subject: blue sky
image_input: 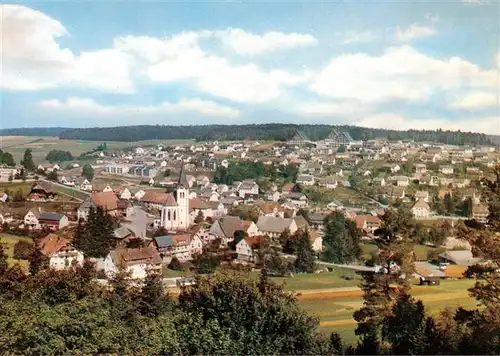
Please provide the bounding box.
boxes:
[1,0,499,133]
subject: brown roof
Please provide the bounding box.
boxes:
[258,202,283,214]
[245,235,264,249]
[172,234,191,246]
[190,198,212,210]
[242,220,254,231]
[140,190,176,206]
[282,183,294,192]
[38,234,72,257]
[91,191,119,211]
[117,199,132,209]
[118,247,162,266]
[445,265,467,278]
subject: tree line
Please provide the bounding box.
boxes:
[0,124,486,146]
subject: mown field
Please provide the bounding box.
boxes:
[0,136,195,164]
[0,233,32,270]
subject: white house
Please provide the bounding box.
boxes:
[151,234,203,261]
[79,179,93,191]
[411,199,431,218]
[118,187,132,200]
[296,174,315,186]
[104,247,162,279]
[24,209,41,229]
[440,166,454,175]
[238,180,259,197]
[415,190,430,203]
[39,234,84,270]
[236,236,262,264]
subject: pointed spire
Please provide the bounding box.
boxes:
[178,160,188,188]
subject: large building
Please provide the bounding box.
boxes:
[322,128,354,148]
[287,129,310,146]
[160,162,191,231]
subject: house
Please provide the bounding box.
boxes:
[330,167,344,176]
[309,230,323,253]
[118,187,132,200]
[104,164,130,175]
[472,204,489,222]
[151,234,203,261]
[411,199,431,218]
[353,215,382,234]
[238,180,259,197]
[117,199,134,217]
[79,179,93,191]
[104,247,162,279]
[24,209,41,229]
[0,167,19,181]
[257,202,285,218]
[0,191,8,202]
[390,164,401,173]
[281,192,309,207]
[372,177,386,187]
[242,220,260,236]
[38,212,69,231]
[415,190,430,203]
[296,174,315,186]
[113,226,136,240]
[209,216,244,245]
[77,192,120,221]
[27,182,56,201]
[281,183,295,194]
[256,216,298,238]
[318,177,338,189]
[394,176,409,187]
[92,183,114,193]
[293,215,310,232]
[438,250,479,266]
[190,198,215,220]
[415,164,427,174]
[39,234,84,270]
[236,235,263,264]
[382,186,406,200]
[266,190,281,202]
[140,190,174,210]
[440,166,454,175]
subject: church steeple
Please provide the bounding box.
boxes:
[177,160,189,188]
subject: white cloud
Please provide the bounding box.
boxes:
[310,45,498,103]
[215,28,318,55]
[449,91,499,110]
[462,0,487,5]
[295,101,368,116]
[357,113,500,134]
[0,5,134,92]
[396,24,436,42]
[425,13,440,23]
[39,97,240,117]
[339,31,377,45]
[117,32,311,103]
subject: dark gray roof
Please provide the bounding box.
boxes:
[38,212,65,221]
[178,161,189,188]
[153,235,175,248]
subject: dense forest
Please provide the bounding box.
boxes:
[0,124,494,146]
[0,127,69,137]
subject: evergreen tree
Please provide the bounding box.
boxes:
[137,271,171,317]
[28,248,48,275]
[74,207,116,258]
[460,197,473,217]
[81,164,94,181]
[294,230,316,273]
[321,212,361,264]
[0,241,9,275]
[21,149,35,171]
[194,210,204,224]
[444,193,454,215]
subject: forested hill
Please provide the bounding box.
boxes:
[0,127,69,137]
[0,124,493,146]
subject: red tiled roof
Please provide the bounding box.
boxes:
[91,191,119,211]
[140,190,177,206]
[38,234,71,257]
[190,198,212,210]
[119,247,162,265]
[172,234,191,246]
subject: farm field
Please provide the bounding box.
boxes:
[297,279,477,345]
[0,233,32,270]
[0,136,195,164]
[0,181,33,196]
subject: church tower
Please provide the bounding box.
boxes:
[174,161,190,230]
[160,161,191,231]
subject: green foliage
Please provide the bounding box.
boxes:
[13,240,34,260]
[46,170,58,182]
[74,207,116,258]
[0,150,16,167]
[46,149,74,163]
[21,149,35,171]
[82,164,94,181]
[321,212,361,264]
[168,256,182,271]
[0,242,9,275]
[294,231,316,273]
[194,210,204,224]
[177,271,324,354]
[213,161,266,185]
[192,250,220,274]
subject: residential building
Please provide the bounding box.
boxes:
[78,191,120,221]
[415,190,430,203]
[256,216,298,238]
[412,199,431,218]
[104,164,130,175]
[472,204,489,222]
[353,215,382,234]
[27,182,56,201]
[151,234,203,261]
[38,212,69,231]
[440,166,454,175]
[236,236,263,263]
[238,180,259,197]
[318,177,338,189]
[209,216,244,245]
[24,209,41,229]
[104,247,162,279]
[296,174,315,186]
[39,234,84,270]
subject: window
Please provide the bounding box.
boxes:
[167,210,171,220]
[173,210,176,220]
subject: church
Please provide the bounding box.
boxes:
[160,163,191,231]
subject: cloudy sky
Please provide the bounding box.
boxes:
[1,0,499,133]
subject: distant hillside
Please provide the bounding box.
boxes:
[0,124,493,146]
[0,127,70,137]
[59,124,493,146]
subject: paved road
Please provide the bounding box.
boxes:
[122,206,157,239]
